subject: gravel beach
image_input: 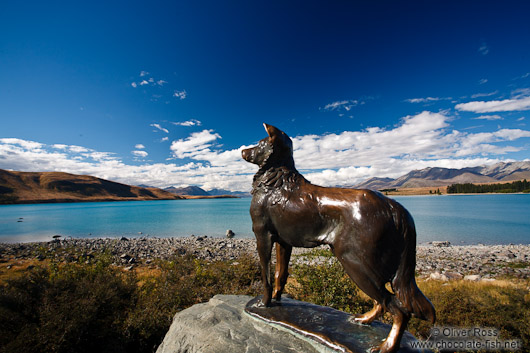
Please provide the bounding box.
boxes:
[1,236,529,280]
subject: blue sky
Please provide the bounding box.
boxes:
[1,0,530,191]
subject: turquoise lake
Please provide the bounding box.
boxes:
[0,194,529,244]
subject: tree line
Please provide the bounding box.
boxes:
[446,179,530,194]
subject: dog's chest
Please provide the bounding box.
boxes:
[250,190,330,246]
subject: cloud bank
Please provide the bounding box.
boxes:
[2,110,529,191]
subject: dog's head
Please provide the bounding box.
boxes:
[242,124,294,168]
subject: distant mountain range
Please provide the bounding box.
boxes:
[0,169,183,204]
[2,161,527,204]
[354,161,530,190]
[165,185,210,196]
[164,185,250,197]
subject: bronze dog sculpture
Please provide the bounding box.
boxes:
[242,124,435,353]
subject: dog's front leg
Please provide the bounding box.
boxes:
[273,242,292,301]
[255,230,274,307]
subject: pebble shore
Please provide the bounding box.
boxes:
[1,237,529,280]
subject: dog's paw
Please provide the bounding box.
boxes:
[251,298,272,308]
[350,316,371,326]
[370,340,397,353]
[251,300,266,308]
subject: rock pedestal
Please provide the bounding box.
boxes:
[157,295,429,353]
[156,295,318,353]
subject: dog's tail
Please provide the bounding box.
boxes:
[392,211,436,324]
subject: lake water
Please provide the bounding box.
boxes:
[0,194,528,244]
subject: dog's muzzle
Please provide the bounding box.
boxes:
[241,148,253,162]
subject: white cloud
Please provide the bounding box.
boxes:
[512,88,530,98]
[173,90,187,100]
[2,111,530,191]
[478,78,488,85]
[170,130,221,159]
[150,124,169,133]
[131,72,188,104]
[135,144,145,149]
[69,145,90,153]
[471,91,498,99]
[132,150,148,158]
[293,111,451,170]
[321,100,360,112]
[455,96,530,113]
[472,115,503,121]
[405,97,451,104]
[478,41,489,55]
[288,111,530,186]
[405,97,438,103]
[161,137,169,142]
[517,117,526,121]
[172,119,202,127]
[0,137,251,190]
[0,138,43,150]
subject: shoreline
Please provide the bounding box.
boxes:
[2,191,528,205]
[1,237,529,281]
[0,194,241,206]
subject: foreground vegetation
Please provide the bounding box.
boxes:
[1,250,529,352]
[0,253,261,353]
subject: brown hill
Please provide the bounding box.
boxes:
[0,169,183,204]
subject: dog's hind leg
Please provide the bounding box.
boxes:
[273,242,292,300]
[373,299,410,353]
[354,300,383,325]
[334,252,404,353]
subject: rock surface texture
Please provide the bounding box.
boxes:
[156,295,320,353]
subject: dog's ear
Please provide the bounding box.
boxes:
[263,123,286,142]
[263,123,293,153]
[263,123,276,139]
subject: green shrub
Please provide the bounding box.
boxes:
[0,252,261,353]
[287,256,372,315]
[0,258,137,353]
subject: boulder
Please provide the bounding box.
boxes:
[429,271,448,281]
[464,274,481,282]
[444,271,463,280]
[156,295,319,353]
